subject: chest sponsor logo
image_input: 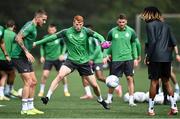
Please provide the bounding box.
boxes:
[114,33,118,38]
[125,32,130,38]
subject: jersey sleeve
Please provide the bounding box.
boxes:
[40,45,45,57]
[20,23,33,38]
[168,26,177,47]
[86,28,105,43]
[146,23,156,59]
[131,30,138,59]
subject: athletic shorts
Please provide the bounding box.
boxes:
[43,59,63,71]
[0,60,14,71]
[92,63,103,71]
[110,60,134,77]
[12,58,33,73]
[148,62,171,80]
[63,59,94,76]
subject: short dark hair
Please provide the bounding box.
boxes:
[6,19,15,28]
[118,14,127,20]
[49,23,57,28]
[34,9,47,17]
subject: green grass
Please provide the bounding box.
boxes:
[0,64,180,118]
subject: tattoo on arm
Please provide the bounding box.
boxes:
[15,33,28,54]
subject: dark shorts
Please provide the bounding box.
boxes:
[43,60,63,71]
[63,60,94,76]
[92,63,103,71]
[0,60,14,71]
[148,62,171,80]
[12,58,33,73]
[110,60,134,77]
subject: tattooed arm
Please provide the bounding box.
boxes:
[15,33,35,63]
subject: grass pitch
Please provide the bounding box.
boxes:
[0,64,180,118]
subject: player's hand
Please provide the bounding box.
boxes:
[5,55,11,62]
[40,57,45,63]
[134,59,139,67]
[33,42,36,48]
[89,60,94,66]
[137,56,141,62]
[176,54,180,62]
[103,56,110,64]
[59,55,65,61]
[144,56,149,65]
[25,52,35,63]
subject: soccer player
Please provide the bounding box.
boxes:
[11,9,47,115]
[141,6,180,116]
[0,20,18,100]
[104,14,139,106]
[0,24,11,100]
[80,24,122,100]
[38,23,70,97]
[34,15,109,109]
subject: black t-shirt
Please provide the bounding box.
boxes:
[145,20,176,62]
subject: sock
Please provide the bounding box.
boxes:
[46,90,53,99]
[169,96,177,109]
[9,85,13,92]
[63,84,68,92]
[27,98,34,110]
[129,95,134,104]
[148,98,154,111]
[5,84,10,95]
[40,84,45,93]
[85,86,92,96]
[107,93,113,101]
[0,86,4,96]
[175,83,179,94]
[97,95,103,102]
[22,98,28,111]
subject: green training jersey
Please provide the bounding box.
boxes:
[88,37,103,63]
[40,34,66,60]
[0,28,16,60]
[35,27,105,64]
[106,25,137,61]
[134,38,141,57]
[11,21,37,58]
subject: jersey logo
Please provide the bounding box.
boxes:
[69,34,73,39]
[125,32,130,37]
[114,33,118,38]
[54,39,59,44]
[80,33,84,37]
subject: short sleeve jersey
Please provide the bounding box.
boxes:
[11,21,37,58]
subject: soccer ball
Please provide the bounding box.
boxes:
[106,75,119,88]
[154,93,164,104]
[134,92,146,102]
[18,88,23,97]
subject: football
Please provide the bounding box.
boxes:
[106,75,119,88]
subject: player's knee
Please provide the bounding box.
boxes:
[42,74,49,80]
[57,74,64,81]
